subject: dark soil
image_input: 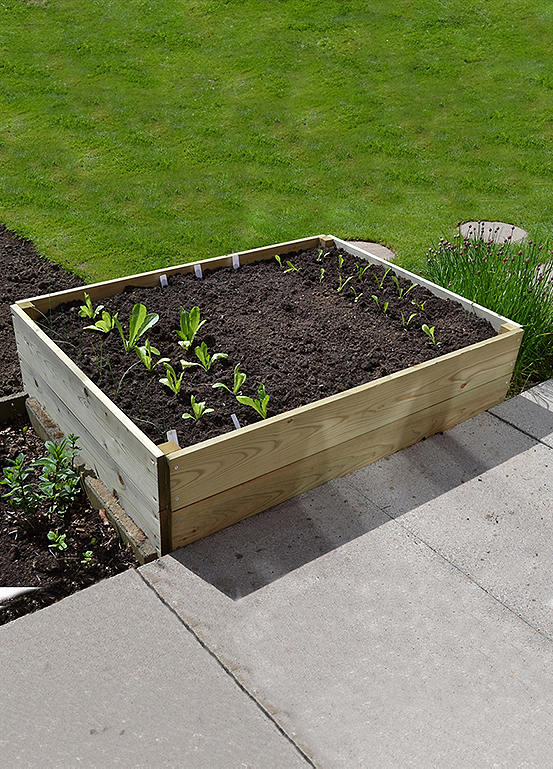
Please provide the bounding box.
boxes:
[42,246,496,448]
[0,416,137,626]
[0,225,80,397]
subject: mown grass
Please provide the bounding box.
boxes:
[2,0,553,281]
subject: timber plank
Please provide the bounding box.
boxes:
[171,374,510,548]
[167,328,522,510]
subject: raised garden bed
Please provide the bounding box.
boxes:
[11,235,523,555]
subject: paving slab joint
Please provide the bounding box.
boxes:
[25,398,157,564]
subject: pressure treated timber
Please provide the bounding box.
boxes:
[170,374,510,547]
[11,234,524,555]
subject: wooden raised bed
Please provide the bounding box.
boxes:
[11,235,523,555]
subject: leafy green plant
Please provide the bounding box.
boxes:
[34,435,81,516]
[85,310,118,334]
[184,341,228,372]
[421,323,438,345]
[159,362,184,395]
[0,453,37,515]
[78,293,103,320]
[81,550,94,565]
[338,254,345,269]
[337,274,353,293]
[350,286,363,303]
[115,303,159,352]
[319,267,325,283]
[316,248,329,263]
[47,529,67,551]
[355,263,371,280]
[213,364,246,396]
[411,298,426,311]
[373,267,391,290]
[425,235,553,390]
[236,383,270,419]
[391,274,416,299]
[371,295,389,314]
[275,255,300,273]
[176,306,206,351]
[401,311,418,328]
[182,395,214,421]
[136,339,170,371]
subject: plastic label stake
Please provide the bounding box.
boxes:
[230,413,241,430]
[194,263,203,279]
[159,274,168,288]
[232,253,240,270]
[166,429,179,446]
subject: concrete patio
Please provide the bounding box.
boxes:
[2,379,553,768]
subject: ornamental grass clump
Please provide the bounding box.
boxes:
[424,234,553,391]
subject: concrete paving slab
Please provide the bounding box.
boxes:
[459,220,528,242]
[490,379,553,447]
[346,240,395,261]
[141,479,553,769]
[346,411,553,637]
[0,569,312,769]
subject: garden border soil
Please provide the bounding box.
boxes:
[11,235,524,554]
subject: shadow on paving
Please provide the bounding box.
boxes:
[171,407,547,599]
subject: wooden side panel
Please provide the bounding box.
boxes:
[171,374,510,548]
[12,306,162,552]
[167,329,522,510]
[23,236,322,313]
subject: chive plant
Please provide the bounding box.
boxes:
[425,234,553,390]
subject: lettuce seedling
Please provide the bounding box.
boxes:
[338,254,345,270]
[373,267,391,290]
[422,324,438,345]
[337,275,353,293]
[371,295,389,314]
[159,363,184,395]
[391,275,416,299]
[182,394,214,421]
[78,293,103,320]
[47,530,67,552]
[236,383,270,419]
[411,298,426,311]
[319,267,325,283]
[316,248,330,262]
[213,364,246,396]
[355,263,371,280]
[115,303,159,352]
[136,339,170,371]
[176,306,206,351]
[275,255,301,273]
[187,341,228,372]
[85,310,118,334]
[401,312,418,328]
[350,286,363,303]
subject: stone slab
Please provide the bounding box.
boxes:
[489,379,553,447]
[0,569,311,769]
[141,472,553,768]
[459,220,527,243]
[346,240,395,261]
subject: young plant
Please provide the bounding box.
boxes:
[236,383,270,420]
[316,248,329,263]
[411,298,426,311]
[421,324,438,345]
[159,363,184,395]
[85,310,118,334]
[81,550,94,565]
[182,395,214,421]
[373,267,391,290]
[275,255,301,273]
[34,435,81,516]
[338,254,345,270]
[187,341,228,372]
[0,454,37,515]
[115,303,159,352]
[355,263,371,280]
[319,267,325,283]
[350,285,364,303]
[371,295,389,314]
[135,339,170,371]
[391,274,416,299]
[176,306,206,351]
[337,274,354,293]
[47,529,67,552]
[212,364,246,396]
[78,293,103,320]
[401,312,418,328]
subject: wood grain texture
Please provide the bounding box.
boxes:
[170,374,511,548]
[167,328,522,510]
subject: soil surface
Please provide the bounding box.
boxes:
[0,416,137,626]
[43,246,496,448]
[0,225,80,397]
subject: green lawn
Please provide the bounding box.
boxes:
[1,0,553,281]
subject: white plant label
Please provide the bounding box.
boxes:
[231,413,241,430]
[159,273,168,288]
[194,263,203,279]
[232,253,240,269]
[166,429,179,446]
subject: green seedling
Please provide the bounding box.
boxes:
[316,248,330,262]
[338,254,345,269]
[391,274,416,299]
[213,364,246,396]
[185,341,228,372]
[401,312,418,328]
[411,298,426,311]
[81,550,94,565]
[85,310,118,334]
[236,383,270,420]
[337,274,354,293]
[47,530,67,552]
[371,295,389,314]
[355,263,371,280]
[319,267,325,283]
[350,285,364,303]
[159,363,184,395]
[373,267,391,290]
[135,339,170,371]
[182,394,214,421]
[422,323,438,345]
[78,293,103,320]
[0,453,37,515]
[34,435,81,516]
[176,306,206,351]
[115,303,159,352]
[275,255,301,273]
